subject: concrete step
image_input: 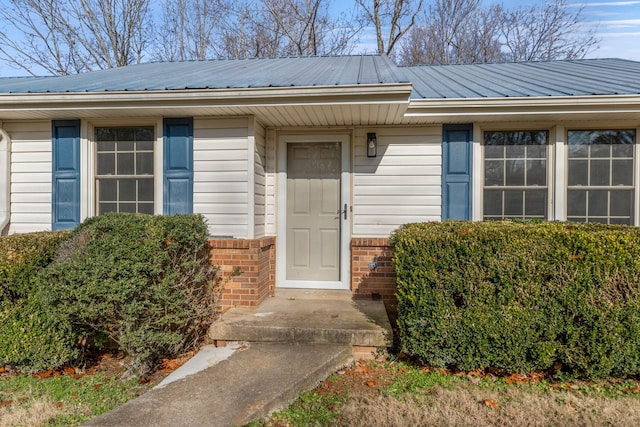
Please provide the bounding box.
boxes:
[82,342,353,427]
[209,290,392,347]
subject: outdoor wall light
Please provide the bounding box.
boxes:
[367,132,377,157]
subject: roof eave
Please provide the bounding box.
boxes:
[406,94,640,122]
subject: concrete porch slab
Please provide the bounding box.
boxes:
[209,289,393,347]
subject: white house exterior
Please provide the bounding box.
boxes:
[1,56,639,308]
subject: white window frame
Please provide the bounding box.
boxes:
[474,122,640,225]
[565,127,638,225]
[475,124,556,221]
[80,118,164,221]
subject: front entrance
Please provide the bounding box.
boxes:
[277,134,351,289]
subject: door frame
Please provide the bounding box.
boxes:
[276,133,351,290]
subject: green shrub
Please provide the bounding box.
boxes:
[0,231,71,302]
[391,221,640,379]
[37,213,218,375]
[0,298,78,373]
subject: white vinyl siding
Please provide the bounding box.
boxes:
[6,121,52,234]
[193,117,250,238]
[353,126,442,236]
[254,122,267,238]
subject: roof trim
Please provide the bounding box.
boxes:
[406,94,640,119]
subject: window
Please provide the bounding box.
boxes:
[567,130,635,225]
[483,131,548,220]
[95,126,155,214]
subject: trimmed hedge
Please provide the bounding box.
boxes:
[0,231,71,302]
[37,213,219,374]
[390,221,640,379]
[0,298,78,373]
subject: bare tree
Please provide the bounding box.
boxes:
[219,0,360,59]
[397,0,598,65]
[398,0,504,65]
[155,0,227,61]
[0,0,153,75]
[355,0,424,56]
[501,0,599,62]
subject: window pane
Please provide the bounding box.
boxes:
[505,160,525,186]
[136,153,154,175]
[484,160,503,186]
[119,179,137,202]
[117,128,135,141]
[588,190,608,217]
[483,190,502,217]
[527,145,546,159]
[525,190,546,217]
[138,203,154,215]
[98,179,117,202]
[117,153,135,175]
[137,140,154,151]
[612,144,633,158]
[119,203,137,213]
[99,203,117,214]
[97,140,115,151]
[590,144,610,158]
[96,128,116,142]
[505,145,525,159]
[590,160,610,186]
[136,127,154,141]
[118,141,134,152]
[139,179,154,202]
[527,160,546,186]
[568,160,588,186]
[567,190,586,217]
[612,160,633,186]
[568,144,588,158]
[504,190,523,217]
[610,190,633,218]
[97,153,115,175]
[485,145,503,159]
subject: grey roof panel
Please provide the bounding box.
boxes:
[404,58,640,99]
[0,56,638,100]
[0,55,410,94]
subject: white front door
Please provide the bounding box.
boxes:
[277,134,350,289]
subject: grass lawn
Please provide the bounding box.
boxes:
[258,359,640,427]
[0,353,179,427]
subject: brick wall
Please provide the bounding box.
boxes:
[209,237,275,310]
[351,238,397,310]
[209,236,397,311]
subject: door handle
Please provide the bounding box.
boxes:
[337,203,348,220]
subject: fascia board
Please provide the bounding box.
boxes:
[406,94,640,118]
[0,84,413,110]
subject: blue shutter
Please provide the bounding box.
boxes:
[52,120,81,230]
[163,118,193,215]
[442,124,473,220]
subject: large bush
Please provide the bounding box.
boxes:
[0,230,71,302]
[38,213,219,374]
[391,221,640,379]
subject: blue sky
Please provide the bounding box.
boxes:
[523,0,640,60]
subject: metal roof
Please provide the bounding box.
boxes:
[0,56,639,100]
[0,55,409,94]
[403,58,640,99]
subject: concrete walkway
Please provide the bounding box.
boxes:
[83,290,393,427]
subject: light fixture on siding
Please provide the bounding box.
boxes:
[367,132,377,157]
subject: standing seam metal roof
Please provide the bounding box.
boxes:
[0,56,638,99]
[0,55,410,94]
[403,58,640,99]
